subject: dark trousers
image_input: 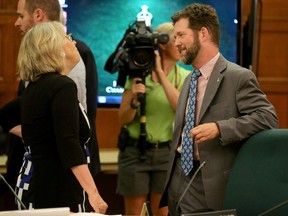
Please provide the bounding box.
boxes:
[167,153,209,215]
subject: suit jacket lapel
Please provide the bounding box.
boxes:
[198,55,227,123]
[177,73,191,128]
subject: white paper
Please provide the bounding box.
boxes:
[0,207,69,216]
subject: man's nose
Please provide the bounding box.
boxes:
[14,18,20,27]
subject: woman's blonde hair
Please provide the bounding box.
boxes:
[155,22,174,41]
[17,21,66,81]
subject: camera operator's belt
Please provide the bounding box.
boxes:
[127,138,170,149]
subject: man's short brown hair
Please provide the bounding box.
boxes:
[25,0,60,21]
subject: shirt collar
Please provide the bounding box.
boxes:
[198,52,220,80]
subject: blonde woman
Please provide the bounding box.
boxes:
[14,21,107,213]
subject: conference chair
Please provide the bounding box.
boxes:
[223,129,288,216]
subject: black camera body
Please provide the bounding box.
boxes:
[105,20,169,86]
[123,21,169,74]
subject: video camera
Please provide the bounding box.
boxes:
[104,20,169,87]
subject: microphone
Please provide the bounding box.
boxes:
[0,173,27,210]
[175,161,206,215]
[258,199,288,216]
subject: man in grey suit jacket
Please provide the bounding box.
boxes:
[159,3,278,215]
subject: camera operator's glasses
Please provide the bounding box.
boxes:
[65,33,73,42]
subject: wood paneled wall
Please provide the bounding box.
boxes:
[0,0,287,150]
[0,0,21,105]
[257,0,288,128]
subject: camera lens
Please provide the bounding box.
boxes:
[132,49,153,67]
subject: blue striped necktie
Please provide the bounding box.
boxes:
[181,69,201,176]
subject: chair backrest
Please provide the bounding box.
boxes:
[223,129,288,216]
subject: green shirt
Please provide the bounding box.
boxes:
[124,65,190,142]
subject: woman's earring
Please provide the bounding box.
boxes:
[60,52,66,57]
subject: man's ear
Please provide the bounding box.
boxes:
[200,27,210,41]
[32,8,46,23]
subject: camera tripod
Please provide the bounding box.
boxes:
[136,69,150,161]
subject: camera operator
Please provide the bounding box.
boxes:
[116,22,190,216]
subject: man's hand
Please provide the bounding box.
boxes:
[190,122,220,144]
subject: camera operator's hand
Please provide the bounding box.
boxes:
[153,50,166,82]
[152,50,180,110]
[132,77,146,103]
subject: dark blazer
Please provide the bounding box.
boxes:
[160,55,278,210]
[4,40,100,190]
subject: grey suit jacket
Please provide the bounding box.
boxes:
[160,55,278,210]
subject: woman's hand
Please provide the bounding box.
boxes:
[88,191,108,214]
[151,49,180,110]
[131,77,146,103]
[71,164,108,214]
[153,50,165,81]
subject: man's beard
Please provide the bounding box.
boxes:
[180,36,201,65]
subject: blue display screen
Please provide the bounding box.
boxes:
[63,0,241,107]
